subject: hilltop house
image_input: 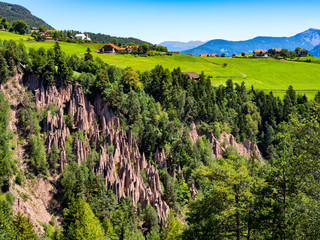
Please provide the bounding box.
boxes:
[253,49,268,58]
[200,54,208,57]
[75,34,91,41]
[99,44,140,54]
[39,32,52,39]
[182,72,200,81]
[298,49,309,57]
[209,53,219,57]
[100,43,125,54]
[126,45,139,54]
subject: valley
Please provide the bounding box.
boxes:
[1,1,320,238]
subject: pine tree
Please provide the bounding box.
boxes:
[63,198,105,240]
[13,212,37,240]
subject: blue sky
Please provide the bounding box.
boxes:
[3,0,320,43]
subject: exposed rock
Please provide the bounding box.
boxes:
[11,178,59,236]
[189,123,263,161]
[24,77,169,224]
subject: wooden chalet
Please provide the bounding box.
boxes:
[253,49,268,58]
[39,32,52,39]
[200,54,208,57]
[298,49,309,57]
[100,43,126,54]
[182,72,200,81]
[126,45,139,54]
[100,43,140,54]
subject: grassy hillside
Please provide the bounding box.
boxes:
[1,31,320,97]
[0,1,54,29]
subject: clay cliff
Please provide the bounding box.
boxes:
[21,75,263,226]
[24,75,169,224]
[189,122,263,161]
[155,122,263,175]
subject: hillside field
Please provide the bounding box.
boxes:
[1,31,320,98]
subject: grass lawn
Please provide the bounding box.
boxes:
[1,31,320,98]
[267,90,319,100]
[0,30,31,40]
[97,54,320,94]
[290,56,320,64]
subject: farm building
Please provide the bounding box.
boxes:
[200,54,208,57]
[126,45,139,54]
[39,32,52,39]
[75,34,91,41]
[209,53,219,57]
[253,49,268,58]
[99,44,140,54]
[182,72,200,81]
[298,49,309,57]
[100,43,126,54]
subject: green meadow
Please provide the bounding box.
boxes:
[1,31,320,97]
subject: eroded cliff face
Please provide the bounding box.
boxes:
[189,123,263,162]
[24,76,169,224]
[21,75,263,226]
[155,123,263,173]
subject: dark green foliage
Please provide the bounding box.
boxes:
[0,94,14,190]
[57,59,73,86]
[110,197,144,240]
[161,211,183,240]
[84,48,93,62]
[27,133,48,176]
[42,59,56,86]
[47,144,59,172]
[11,20,28,34]
[63,198,105,240]
[0,193,17,239]
[13,212,37,240]
[17,91,48,176]
[60,162,88,206]
[0,52,9,84]
[121,68,142,92]
[143,205,160,234]
[185,153,264,239]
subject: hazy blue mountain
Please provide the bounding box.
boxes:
[181,28,320,56]
[159,41,205,52]
[310,44,320,57]
[0,1,54,29]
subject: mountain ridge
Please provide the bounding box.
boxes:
[181,28,320,56]
[159,40,205,52]
[0,1,54,29]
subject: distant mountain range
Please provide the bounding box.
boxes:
[0,1,54,29]
[180,28,320,57]
[159,41,205,52]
